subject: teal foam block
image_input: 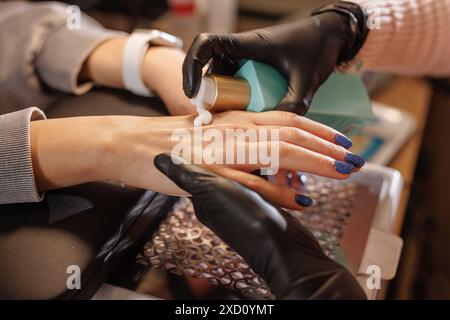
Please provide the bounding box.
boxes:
[234,60,288,112]
[234,60,374,134]
[308,73,374,134]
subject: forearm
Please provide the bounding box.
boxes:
[30,117,114,191]
[29,114,188,195]
[351,0,450,77]
[83,39,194,115]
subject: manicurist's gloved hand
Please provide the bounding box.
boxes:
[182,1,369,115]
[154,153,367,299]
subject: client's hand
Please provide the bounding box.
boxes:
[30,110,363,210]
[154,153,367,299]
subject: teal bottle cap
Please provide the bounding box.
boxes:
[234,60,288,112]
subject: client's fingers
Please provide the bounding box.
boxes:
[272,169,302,191]
[206,165,313,209]
[229,141,355,180]
[278,144,354,179]
[274,126,365,168]
[246,110,354,149]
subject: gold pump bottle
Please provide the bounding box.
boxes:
[201,75,251,112]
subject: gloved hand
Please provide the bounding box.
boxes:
[154,153,367,299]
[182,1,369,116]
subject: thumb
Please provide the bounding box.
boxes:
[154,153,234,230]
[183,32,258,98]
[276,71,315,116]
[154,153,218,195]
[183,33,241,98]
[276,91,309,116]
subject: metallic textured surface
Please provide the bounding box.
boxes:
[137,173,360,299]
[138,197,272,299]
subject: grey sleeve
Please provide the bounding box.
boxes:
[0,1,126,112]
[34,3,127,95]
[0,2,127,204]
[0,107,46,204]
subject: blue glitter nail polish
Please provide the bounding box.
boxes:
[295,194,313,207]
[345,153,365,168]
[296,172,307,186]
[286,171,293,187]
[334,160,354,174]
[334,134,353,149]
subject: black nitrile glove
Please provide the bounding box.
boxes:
[154,153,366,299]
[182,1,368,116]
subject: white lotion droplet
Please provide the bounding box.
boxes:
[193,111,204,127]
[193,105,212,127]
[190,77,213,127]
[200,109,212,124]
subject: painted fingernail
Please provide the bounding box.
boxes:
[345,153,365,168]
[286,171,293,187]
[334,134,353,149]
[295,194,313,207]
[334,160,355,174]
[296,172,307,186]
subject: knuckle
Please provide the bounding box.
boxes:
[281,111,298,124]
[330,143,345,157]
[195,32,212,43]
[283,127,306,143]
[321,140,340,156]
[317,156,333,171]
[279,141,293,158]
[294,129,309,143]
[246,176,261,190]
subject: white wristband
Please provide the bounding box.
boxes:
[122,29,183,97]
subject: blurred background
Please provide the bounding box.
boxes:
[20,0,450,299]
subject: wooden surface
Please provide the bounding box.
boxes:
[372,77,432,234]
[371,77,432,299]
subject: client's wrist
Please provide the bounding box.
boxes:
[143,47,195,115]
[81,37,126,88]
[30,117,117,191]
[99,115,192,194]
[142,47,184,93]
